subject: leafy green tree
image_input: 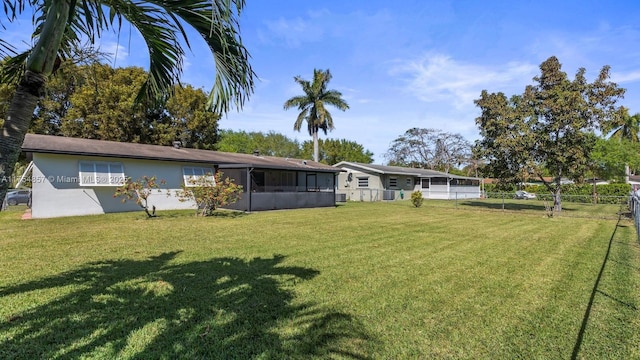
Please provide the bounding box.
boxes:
[0,0,255,209]
[27,62,220,148]
[590,137,640,181]
[165,85,220,150]
[475,56,625,211]
[61,64,151,142]
[301,138,374,165]
[29,46,109,135]
[216,130,301,158]
[283,69,349,162]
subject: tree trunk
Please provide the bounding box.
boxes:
[554,173,562,213]
[0,71,47,205]
[0,0,71,210]
[312,130,319,162]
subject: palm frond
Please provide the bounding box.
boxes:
[293,109,307,132]
[153,0,254,113]
[103,1,183,104]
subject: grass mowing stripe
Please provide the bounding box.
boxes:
[0,202,638,359]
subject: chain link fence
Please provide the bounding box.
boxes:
[631,195,640,242]
[338,190,631,220]
[475,192,630,219]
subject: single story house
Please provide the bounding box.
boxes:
[21,134,341,218]
[334,161,481,201]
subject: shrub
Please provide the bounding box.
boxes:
[175,171,243,216]
[113,176,165,217]
[411,191,424,208]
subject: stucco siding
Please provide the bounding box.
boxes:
[31,153,197,218]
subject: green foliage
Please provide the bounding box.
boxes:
[603,107,640,142]
[175,171,243,216]
[61,64,149,142]
[163,84,220,150]
[475,56,625,211]
[590,137,640,181]
[484,183,631,204]
[216,130,301,157]
[24,62,221,148]
[301,138,374,164]
[411,191,424,207]
[113,176,166,217]
[217,130,373,164]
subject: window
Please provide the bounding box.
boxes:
[357,177,369,188]
[389,177,398,188]
[421,179,429,189]
[79,161,125,186]
[183,166,214,186]
[431,177,448,185]
[451,179,479,186]
[406,178,413,186]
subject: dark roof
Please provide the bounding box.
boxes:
[22,134,341,173]
[333,161,480,180]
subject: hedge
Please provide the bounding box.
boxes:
[483,183,631,204]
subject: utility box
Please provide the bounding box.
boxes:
[383,190,395,200]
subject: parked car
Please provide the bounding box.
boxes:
[6,189,31,206]
[514,190,536,200]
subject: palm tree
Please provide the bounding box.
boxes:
[609,108,640,142]
[283,69,349,162]
[0,0,255,207]
[608,107,640,180]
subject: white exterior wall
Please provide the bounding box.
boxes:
[31,153,198,218]
[337,169,384,201]
[448,185,482,199]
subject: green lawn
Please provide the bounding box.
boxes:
[420,196,628,219]
[1,202,639,359]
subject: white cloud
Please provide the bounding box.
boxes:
[611,70,640,84]
[259,15,326,47]
[97,41,129,66]
[389,53,537,110]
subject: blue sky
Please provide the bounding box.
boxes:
[5,1,640,163]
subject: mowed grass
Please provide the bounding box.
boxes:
[420,196,628,219]
[1,201,639,359]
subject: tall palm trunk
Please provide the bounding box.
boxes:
[0,0,72,206]
[312,130,319,162]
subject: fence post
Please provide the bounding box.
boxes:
[634,196,640,243]
[502,192,505,212]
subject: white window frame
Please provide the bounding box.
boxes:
[183,166,215,187]
[79,161,125,186]
[357,177,369,188]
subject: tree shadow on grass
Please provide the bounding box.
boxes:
[0,252,374,359]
